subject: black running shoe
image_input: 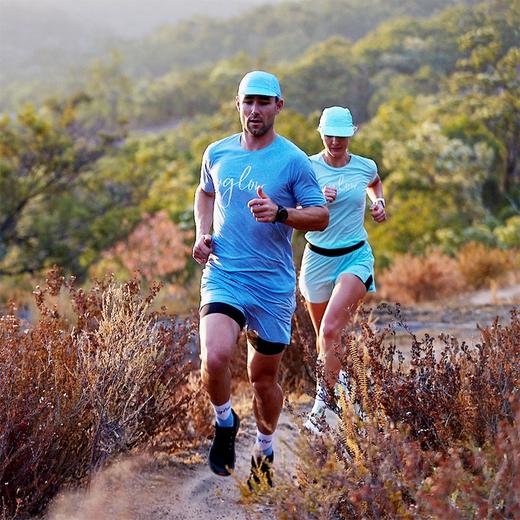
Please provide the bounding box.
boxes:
[208,409,240,476]
[247,451,274,490]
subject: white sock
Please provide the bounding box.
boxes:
[335,370,350,398]
[255,430,274,456]
[213,399,233,426]
[310,380,327,416]
[338,369,348,388]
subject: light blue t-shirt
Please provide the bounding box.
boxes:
[201,133,325,296]
[305,152,377,249]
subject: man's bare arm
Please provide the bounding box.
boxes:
[248,187,329,230]
[283,205,329,231]
[192,185,215,265]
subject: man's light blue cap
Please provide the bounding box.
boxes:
[318,106,357,137]
[238,70,282,98]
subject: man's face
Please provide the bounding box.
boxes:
[236,95,283,137]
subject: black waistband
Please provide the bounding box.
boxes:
[307,240,365,257]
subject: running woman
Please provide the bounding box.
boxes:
[299,106,386,432]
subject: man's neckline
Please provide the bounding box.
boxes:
[239,132,279,152]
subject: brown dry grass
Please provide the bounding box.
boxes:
[456,242,519,290]
[378,248,463,304]
[2,264,518,519]
[0,269,200,518]
[378,245,520,304]
[246,305,520,519]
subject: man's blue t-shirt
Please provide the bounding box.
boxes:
[200,133,325,297]
[305,152,377,249]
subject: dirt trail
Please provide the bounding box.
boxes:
[45,410,301,520]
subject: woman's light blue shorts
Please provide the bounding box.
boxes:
[298,241,376,303]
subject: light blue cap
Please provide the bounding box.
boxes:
[238,70,282,98]
[318,106,357,137]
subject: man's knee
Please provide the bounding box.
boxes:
[200,341,234,375]
[250,372,278,396]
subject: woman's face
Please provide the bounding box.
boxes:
[322,134,350,160]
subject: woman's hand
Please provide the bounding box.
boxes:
[323,186,337,203]
[370,200,386,223]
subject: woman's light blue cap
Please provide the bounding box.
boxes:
[318,106,357,137]
[238,70,282,98]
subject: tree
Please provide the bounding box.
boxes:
[367,121,495,260]
[0,96,147,277]
[0,102,106,275]
[91,211,193,282]
[281,37,369,120]
[448,0,520,195]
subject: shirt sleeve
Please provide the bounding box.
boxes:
[291,155,326,208]
[200,146,215,193]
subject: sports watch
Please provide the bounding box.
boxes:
[275,205,288,223]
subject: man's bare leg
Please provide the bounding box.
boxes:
[200,313,241,405]
[200,312,241,476]
[246,343,284,488]
[247,344,284,435]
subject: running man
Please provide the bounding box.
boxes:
[192,71,328,486]
[298,106,386,432]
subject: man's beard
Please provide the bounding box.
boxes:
[246,119,271,137]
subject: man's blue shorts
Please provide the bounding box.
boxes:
[200,267,295,350]
[299,241,376,303]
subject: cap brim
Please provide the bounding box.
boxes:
[318,125,356,137]
[238,87,280,97]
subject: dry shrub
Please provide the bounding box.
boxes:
[284,290,318,391]
[417,402,520,519]
[360,305,518,450]
[151,371,214,454]
[377,244,519,304]
[91,211,193,281]
[250,306,519,519]
[379,248,462,304]
[456,242,518,290]
[0,269,198,518]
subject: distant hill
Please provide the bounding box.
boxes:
[0,1,113,84]
[0,0,280,85]
[6,0,282,38]
[0,0,479,107]
[119,0,479,78]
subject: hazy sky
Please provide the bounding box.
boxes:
[1,0,280,38]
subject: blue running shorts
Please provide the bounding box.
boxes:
[299,241,376,303]
[200,268,295,348]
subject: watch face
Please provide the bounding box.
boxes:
[277,206,288,222]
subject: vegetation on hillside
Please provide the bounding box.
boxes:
[0,0,478,109]
[2,0,518,291]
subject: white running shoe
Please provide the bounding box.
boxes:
[303,403,328,435]
[303,415,322,435]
